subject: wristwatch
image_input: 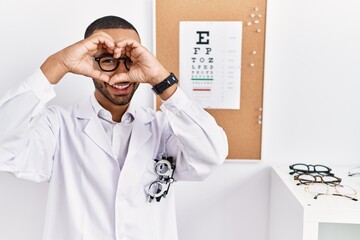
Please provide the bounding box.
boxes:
[152,73,179,95]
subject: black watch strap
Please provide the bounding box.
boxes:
[152,73,179,95]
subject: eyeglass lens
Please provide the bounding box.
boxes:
[289,163,332,175]
[96,56,132,72]
[155,160,172,176]
[148,181,165,196]
[295,174,341,186]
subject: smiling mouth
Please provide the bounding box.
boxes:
[107,82,133,94]
[111,83,131,90]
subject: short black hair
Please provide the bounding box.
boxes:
[84,15,139,38]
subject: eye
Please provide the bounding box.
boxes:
[100,57,116,64]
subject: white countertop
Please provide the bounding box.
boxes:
[272,165,360,224]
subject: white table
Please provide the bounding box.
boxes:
[268,166,360,240]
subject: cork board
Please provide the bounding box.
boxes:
[155,0,266,160]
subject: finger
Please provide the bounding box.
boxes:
[113,48,123,59]
[113,43,131,58]
[114,39,143,58]
[95,37,115,52]
[115,38,139,49]
[102,43,114,55]
[101,38,115,51]
[88,69,110,83]
[86,32,115,53]
[108,73,133,85]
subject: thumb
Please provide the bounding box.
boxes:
[108,72,131,85]
[88,70,110,83]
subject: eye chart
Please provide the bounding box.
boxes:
[179,21,243,109]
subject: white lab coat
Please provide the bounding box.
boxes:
[0,69,228,240]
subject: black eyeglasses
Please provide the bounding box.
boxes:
[93,55,133,72]
[289,163,334,176]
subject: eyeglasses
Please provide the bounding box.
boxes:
[294,173,342,186]
[290,163,357,201]
[304,183,358,201]
[289,163,334,176]
[147,156,176,203]
[93,55,133,72]
[348,167,360,177]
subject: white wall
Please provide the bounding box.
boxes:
[263,0,360,165]
[1,0,360,240]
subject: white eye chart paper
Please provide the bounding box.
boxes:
[179,21,242,109]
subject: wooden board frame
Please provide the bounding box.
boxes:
[155,0,266,159]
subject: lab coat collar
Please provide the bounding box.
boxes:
[74,98,115,159]
[90,94,136,124]
[73,96,155,178]
[75,96,154,123]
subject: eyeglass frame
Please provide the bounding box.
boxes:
[293,173,342,186]
[314,192,358,201]
[348,167,360,177]
[289,163,334,176]
[304,183,358,201]
[147,156,176,203]
[93,54,132,72]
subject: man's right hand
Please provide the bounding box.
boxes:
[40,31,116,84]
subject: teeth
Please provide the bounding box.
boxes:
[113,84,130,90]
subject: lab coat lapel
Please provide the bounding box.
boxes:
[84,114,115,159]
[127,117,152,161]
[118,110,153,196]
[75,98,115,159]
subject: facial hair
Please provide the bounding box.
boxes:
[92,79,139,106]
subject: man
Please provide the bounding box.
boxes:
[0,16,228,240]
